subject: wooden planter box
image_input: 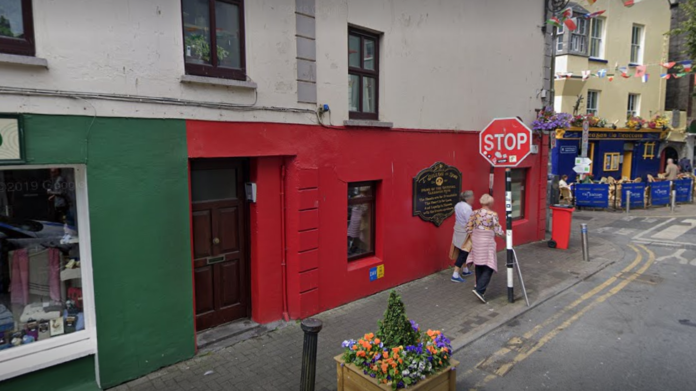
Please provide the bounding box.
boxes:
[335,355,459,391]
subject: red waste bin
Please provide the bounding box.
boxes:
[550,206,575,250]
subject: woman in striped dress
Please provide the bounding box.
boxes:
[465,194,505,303]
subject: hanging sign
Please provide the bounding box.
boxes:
[0,117,24,163]
[575,183,609,208]
[650,182,671,205]
[412,162,462,227]
[621,183,646,208]
[675,179,693,203]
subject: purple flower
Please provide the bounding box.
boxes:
[397,381,405,389]
[387,375,392,381]
[375,354,381,361]
[370,373,376,378]
[410,320,420,332]
[364,370,368,375]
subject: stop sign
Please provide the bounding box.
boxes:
[479,117,533,167]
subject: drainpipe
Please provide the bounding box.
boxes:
[280,164,290,322]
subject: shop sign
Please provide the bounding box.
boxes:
[369,264,384,281]
[650,182,671,205]
[0,117,24,163]
[412,162,462,227]
[561,130,661,141]
[560,145,577,154]
[575,183,609,208]
[675,179,693,203]
[621,183,646,208]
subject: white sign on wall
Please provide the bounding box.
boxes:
[0,118,24,163]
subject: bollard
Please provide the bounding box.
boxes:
[581,223,590,262]
[626,190,631,214]
[300,318,323,391]
[671,189,677,213]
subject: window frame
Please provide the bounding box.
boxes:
[0,165,97,382]
[643,142,656,159]
[556,25,564,52]
[627,93,640,117]
[570,17,588,54]
[604,153,620,171]
[180,0,247,81]
[589,18,605,58]
[630,24,644,64]
[347,181,376,261]
[510,169,527,221]
[586,90,599,116]
[0,0,36,56]
[348,28,380,121]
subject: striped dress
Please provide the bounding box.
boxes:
[464,209,504,272]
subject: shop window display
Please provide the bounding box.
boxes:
[0,168,84,351]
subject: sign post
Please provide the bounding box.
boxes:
[479,118,533,303]
[581,119,589,158]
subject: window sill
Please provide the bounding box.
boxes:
[589,57,608,63]
[628,63,641,67]
[0,331,95,381]
[347,256,383,272]
[180,74,257,89]
[0,53,48,68]
[344,120,394,129]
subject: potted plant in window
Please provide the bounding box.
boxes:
[335,291,458,390]
[626,116,646,130]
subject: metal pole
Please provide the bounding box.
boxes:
[300,318,323,391]
[671,189,677,213]
[581,223,590,262]
[505,168,514,303]
[626,190,631,214]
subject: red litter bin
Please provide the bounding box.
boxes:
[549,205,575,250]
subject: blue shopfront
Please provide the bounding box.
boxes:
[552,128,665,182]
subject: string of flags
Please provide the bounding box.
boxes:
[556,60,695,83]
[547,0,647,32]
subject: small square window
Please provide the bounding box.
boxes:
[604,153,620,171]
[0,0,35,56]
[347,182,376,261]
[643,142,655,159]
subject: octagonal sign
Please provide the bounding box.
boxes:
[479,117,533,167]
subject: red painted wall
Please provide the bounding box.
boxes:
[187,121,548,322]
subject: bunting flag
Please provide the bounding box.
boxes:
[681,60,693,72]
[661,73,671,79]
[634,65,646,78]
[547,17,562,28]
[547,7,578,31]
[585,10,606,19]
[560,7,573,19]
[642,74,649,83]
[582,70,591,81]
[597,69,607,78]
[622,72,632,78]
[564,17,578,31]
[587,0,597,4]
[624,0,643,7]
[608,76,614,82]
[662,62,676,69]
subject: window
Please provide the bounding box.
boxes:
[604,153,620,171]
[347,182,375,260]
[0,0,35,56]
[627,93,640,117]
[510,170,526,220]
[0,166,96,380]
[587,90,599,115]
[630,25,643,64]
[570,18,588,53]
[556,25,564,52]
[348,28,379,120]
[181,0,246,80]
[589,18,604,58]
[643,142,655,159]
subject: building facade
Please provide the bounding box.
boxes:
[0,0,549,389]
[552,1,672,181]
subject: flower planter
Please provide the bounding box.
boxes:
[335,355,459,391]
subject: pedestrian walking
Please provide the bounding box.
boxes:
[465,194,505,303]
[450,190,474,282]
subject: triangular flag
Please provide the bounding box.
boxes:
[662,62,676,69]
[587,0,597,4]
[582,70,591,81]
[635,65,646,78]
[564,17,578,31]
[624,0,643,7]
[547,17,562,28]
[608,76,614,82]
[681,60,693,72]
[585,10,606,19]
[661,73,671,79]
[642,74,649,83]
[597,69,607,78]
[622,72,632,78]
[560,7,573,19]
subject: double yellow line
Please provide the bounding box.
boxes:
[467,243,656,390]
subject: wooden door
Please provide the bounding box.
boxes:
[190,159,250,331]
[622,151,633,180]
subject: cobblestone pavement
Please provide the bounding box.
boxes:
[111,209,640,391]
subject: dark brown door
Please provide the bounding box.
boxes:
[190,159,250,331]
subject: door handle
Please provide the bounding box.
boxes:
[213,237,220,244]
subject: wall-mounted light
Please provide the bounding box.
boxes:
[668,0,680,9]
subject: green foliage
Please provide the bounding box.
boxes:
[0,16,14,38]
[376,290,419,348]
[668,0,696,60]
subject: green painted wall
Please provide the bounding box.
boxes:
[2,357,100,391]
[1,115,194,390]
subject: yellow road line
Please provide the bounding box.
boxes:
[491,244,654,379]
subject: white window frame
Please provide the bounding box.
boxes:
[556,25,564,52]
[571,18,588,53]
[631,24,644,64]
[587,90,599,115]
[0,165,97,382]
[589,18,605,58]
[627,93,641,117]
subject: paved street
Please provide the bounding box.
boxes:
[456,205,696,390]
[112,203,696,391]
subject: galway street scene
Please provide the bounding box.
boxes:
[1,0,696,390]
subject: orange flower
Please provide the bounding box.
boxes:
[352,345,358,351]
[427,330,434,337]
[392,347,400,353]
[444,355,448,359]
[356,351,366,358]
[439,360,443,365]
[374,338,380,344]
[398,358,403,364]
[381,363,388,373]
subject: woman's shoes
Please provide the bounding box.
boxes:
[472,290,486,303]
